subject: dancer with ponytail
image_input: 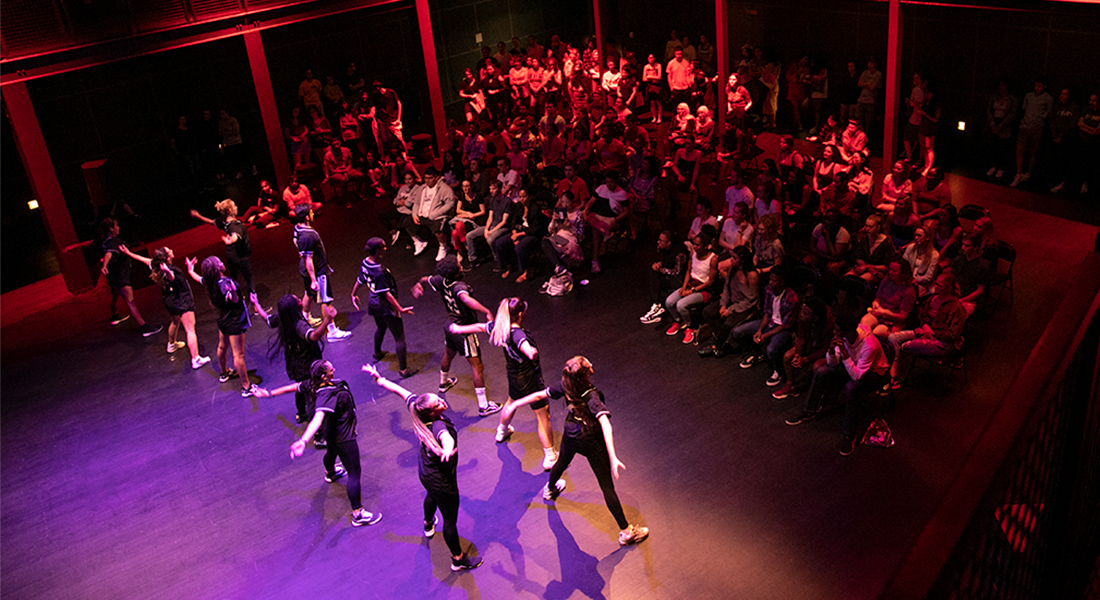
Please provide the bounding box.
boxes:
[252,293,336,447]
[257,360,383,528]
[411,256,501,417]
[361,363,483,571]
[502,356,650,546]
[449,297,558,471]
[124,246,210,369]
[187,255,257,396]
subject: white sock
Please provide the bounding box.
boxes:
[328,322,339,334]
[439,371,449,386]
[544,447,557,459]
[475,387,488,409]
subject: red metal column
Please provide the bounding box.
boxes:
[715,0,729,133]
[243,30,292,188]
[5,82,93,294]
[593,0,604,75]
[883,0,903,169]
[415,0,449,155]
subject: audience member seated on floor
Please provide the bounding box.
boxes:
[929,205,964,262]
[465,180,509,269]
[876,160,912,218]
[771,296,832,400]
[664,233,719,345]
[322,139,364,208]
[283,175,322,216]
[493,187,548,282]
[847,213,896,284]
[886,271,968,388]
[913,167,952,221]
[730,266,798,386]
[640,230,688,325]
[724,170,755,218]
[584,171,632,274]
[784,308,890,457]
[888,192,921,248]
[450,180,487,270]
[242,180,284,228]
[902,225,940,296]
[805,209,852,273]
[543,191,587,279]
[860,260,917,336]
[752,214,785,277]
[698,245,760,357]
[949,234,992,316]
[838,118,868,165]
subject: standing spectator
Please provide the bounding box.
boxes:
[343,62,366,98]
[904,73,926,165]
[985,81,1018,180]
[642,54,663,123]
[1012,80,1053,187]
[786,57,811,132]
[664,29,683,62]
[726,73,752,129]
[666,48,693,111]
[916,84,942,177]
[1079,93,1100,195]
[808,63,828,134]
[322,76,344,115]
[370,81,405,154]
[697,35,715,74]
[218,109,250,180]
[839,61,861,123]
[298,70,324,115]
[1049,88,1080,194]
[855,58,882,137]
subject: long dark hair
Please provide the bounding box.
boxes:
[149,247,171,288]
[561,356,599,433]
[268,294,320,361]
[200,256,225,306]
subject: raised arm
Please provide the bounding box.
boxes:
[362,363,413,398]
[190,209,216,226]
[185,257,203,284]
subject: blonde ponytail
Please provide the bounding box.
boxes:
[490,297,526,347]
[409,395,446,458]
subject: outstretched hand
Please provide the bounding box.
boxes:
[185,257,197,270]
[411,283,424,298]
[399,306,414,315]
[361,363,381,379]
[252,387,271,398]
[290,439,306,459]
[611,458,626,480]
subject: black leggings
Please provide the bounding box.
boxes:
[372,312,408,370]
[226,254,254,294]
[548,435,629,530]
[423,486,462,556]
[324,439,362,511]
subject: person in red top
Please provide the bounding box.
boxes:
[554,163,590,208]
[323,139,365,207]
[593,128,628,177]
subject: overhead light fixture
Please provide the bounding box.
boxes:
[28,199,39,210]
[957,121,966,131]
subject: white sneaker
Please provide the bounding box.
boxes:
[191,355,211,370]
[619,525,650,546]
[542,450,559,471]
[639,303,660,321]
[326,328,353,342]
[986,166,998,177]
[413,239,429,256]
[167,341,186,353]
[1051,182,1065,193]
[391,230,401,245]
[495,424,514,443]
[434,245,447,262]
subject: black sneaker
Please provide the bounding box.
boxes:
[372,351,387,362]
[351,510,382,527]
[110,314,130,326]
[399,368,419,379]
[478,402,502,417]
[839,436,857,456]
[450,554,483,572]
[240,384,259,398]
[439,377,458,393]
[325,466,347,483]
[785,411,818,426]
[141,323,164,337]
[424,516,438,538]
[739,354,764,369]
[313,437,327,450]
[218,369,239,383]
[765,371,784,387]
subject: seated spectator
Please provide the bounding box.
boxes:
[847,150,874,212]
[847,213,896,283]
[913,167,951,220]
[380,171,418,246]
[688,198,719,242]
[639,230,688,324]
[672,142,703,203]
[860,260,917,336]
[902,225,940,296]
[887,271,968,387]
[242,179,284,228]
[838,118,868,164]
[819,170,857,218]
[698,245,759,357]
[929,205,964,260]
[542,191,587,277]
[972,215,998,259]
[538,127,566,180]
[888,192,920,248]
[584,171,632,273]
[554,163,589,207]
[462,122,488,166]
[876,160,912,217]
[803,144,842,216]
[361,151,386,197]
[784,309,890,457]
[629,155,660,233]
[719,201,755,261]
[694,105,716,152]
[771,297,833,400]
[493,187,548,282]
[283,175,321,216]
[949,234,992,315]
[465,180,510,268]
[805,209,852,273]
[410,167,457,261]
[495,156,522,200]
[730,266,798,385]
[664,234,719,345]
[593,126,629,177]
[724,170,755,218]
[752,214,785,277]
[753,180,782,225]
[322,139,364,207]
[450,180,487,270]
[668,102,695,149]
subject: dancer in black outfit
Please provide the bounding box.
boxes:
[350,238,416,378]
[411,256,502,416]
[362,363,484,571]
[450,297,558,471]
[292,205,353,342]
[503,356,650,546]
[187,255,257,396]
[124,246,210,369]
[252,293,335,447]
[190,199,254,295]
[99,218,161,336]
[258,360,383,528]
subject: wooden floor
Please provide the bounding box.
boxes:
[1,170,1097,600]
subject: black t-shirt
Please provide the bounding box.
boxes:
[487,194,513,229]
[265,316,323,381]
[503,326,543,396]
[294,225,330,277]
[546,383,610,441]
[314,380,356,443]
[405,393,459,493]
[356,259,397,316]
[218,219,251,259]
[162,265,195,312]
[427,275,477,324]
[456,195,487,226]
[206,275,250,332]
[101,235,131,279]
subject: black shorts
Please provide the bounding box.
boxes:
[106,269,132,289]
[509,382,548,410]
[904,122,920,142]
[301,273,334,304]
[444,327,480,358]
[164,299,195,316]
